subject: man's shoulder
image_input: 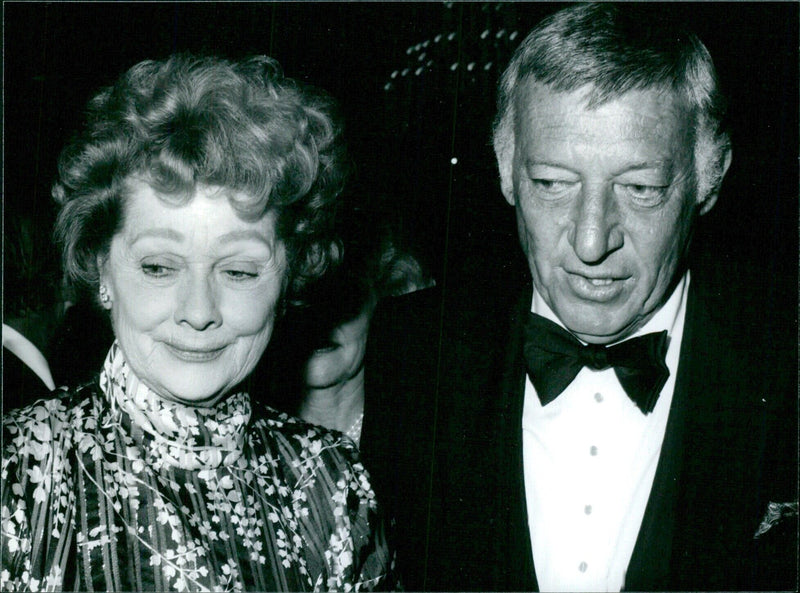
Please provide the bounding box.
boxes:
[675,249,797,586]
[690,242,794,318]
[370,282,523,366]
[688,249,795,374]
[371,286,443,334]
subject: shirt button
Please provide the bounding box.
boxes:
[590,445,598,456]
[584,504,592,515]
[579,561,588,572]
[594,392,603,402]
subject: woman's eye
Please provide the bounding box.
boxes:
[223,269,259,281]
[220,259,262,281]
[141,263,176,277]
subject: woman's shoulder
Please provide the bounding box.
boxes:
[246,403,392,589]
[249,403,358,456]
[3,381,104,464]
[247,402,364,480]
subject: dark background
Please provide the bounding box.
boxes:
[4,2,798,351]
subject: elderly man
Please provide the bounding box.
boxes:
[364,4,796,592]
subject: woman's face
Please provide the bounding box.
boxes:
[303,305,372,390]
[100,179,287,405]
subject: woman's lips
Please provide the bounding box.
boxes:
[164,343,226,362]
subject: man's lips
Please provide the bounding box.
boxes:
[565,268,631,281]
[582,277,614,286]
[564,271,630,301]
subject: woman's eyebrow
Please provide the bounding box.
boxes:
[130,228,183,244]
[218,229,273,245]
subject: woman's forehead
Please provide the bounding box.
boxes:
[119,179,278,245]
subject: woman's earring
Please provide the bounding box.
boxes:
[99,284,111,306]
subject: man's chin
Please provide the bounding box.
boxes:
[554,307,639,345]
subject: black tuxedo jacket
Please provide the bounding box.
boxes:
[361,254,797,591]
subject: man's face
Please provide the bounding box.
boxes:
[500,83,712,344]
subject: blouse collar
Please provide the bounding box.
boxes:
[99,341,251,470]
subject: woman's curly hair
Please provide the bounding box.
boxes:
[53,53,347,305]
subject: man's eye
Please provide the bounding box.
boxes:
[532,179,576,195]
[141,263,175,277]
[617,183,668,205]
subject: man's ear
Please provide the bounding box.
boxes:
[493,129,516,206]
[698,145,732,215]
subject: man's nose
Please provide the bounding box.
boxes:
[175,273,222,331]
[568,184,623,264]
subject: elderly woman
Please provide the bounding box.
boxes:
[1,54,395,591]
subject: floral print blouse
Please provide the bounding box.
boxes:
[1,343,395,591]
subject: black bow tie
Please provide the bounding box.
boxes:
[523,313,670,414]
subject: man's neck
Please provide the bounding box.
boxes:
[299,368,365,433]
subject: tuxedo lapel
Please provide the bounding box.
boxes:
[662,272,774,590]
[623,280,696,590]
[625,266,782,590]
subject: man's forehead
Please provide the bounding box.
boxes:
[514,82,692,142]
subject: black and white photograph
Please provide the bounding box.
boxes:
[2,3,797,591]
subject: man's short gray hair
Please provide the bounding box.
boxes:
[493,3,730,203]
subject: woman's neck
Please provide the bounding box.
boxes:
[299,368,365,434]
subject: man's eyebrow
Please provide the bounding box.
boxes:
[621,160,671,170]
[523,159,675,176]
[524,159,575,170]
[613,160,676,176]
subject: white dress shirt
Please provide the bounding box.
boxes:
[522,273,689,592]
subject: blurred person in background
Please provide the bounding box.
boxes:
[255,207,434,590]
[258,204,434,448]
[299,225,434,446]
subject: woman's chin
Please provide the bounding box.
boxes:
[148,378,233,407]
[138,350,250,405]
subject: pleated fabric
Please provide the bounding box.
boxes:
[1,344,395,591]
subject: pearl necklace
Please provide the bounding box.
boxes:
[344,411,364,443]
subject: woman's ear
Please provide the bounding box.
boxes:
[96,253,113,310]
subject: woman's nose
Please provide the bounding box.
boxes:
[568,185,623,264]
[175,274,222,330]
